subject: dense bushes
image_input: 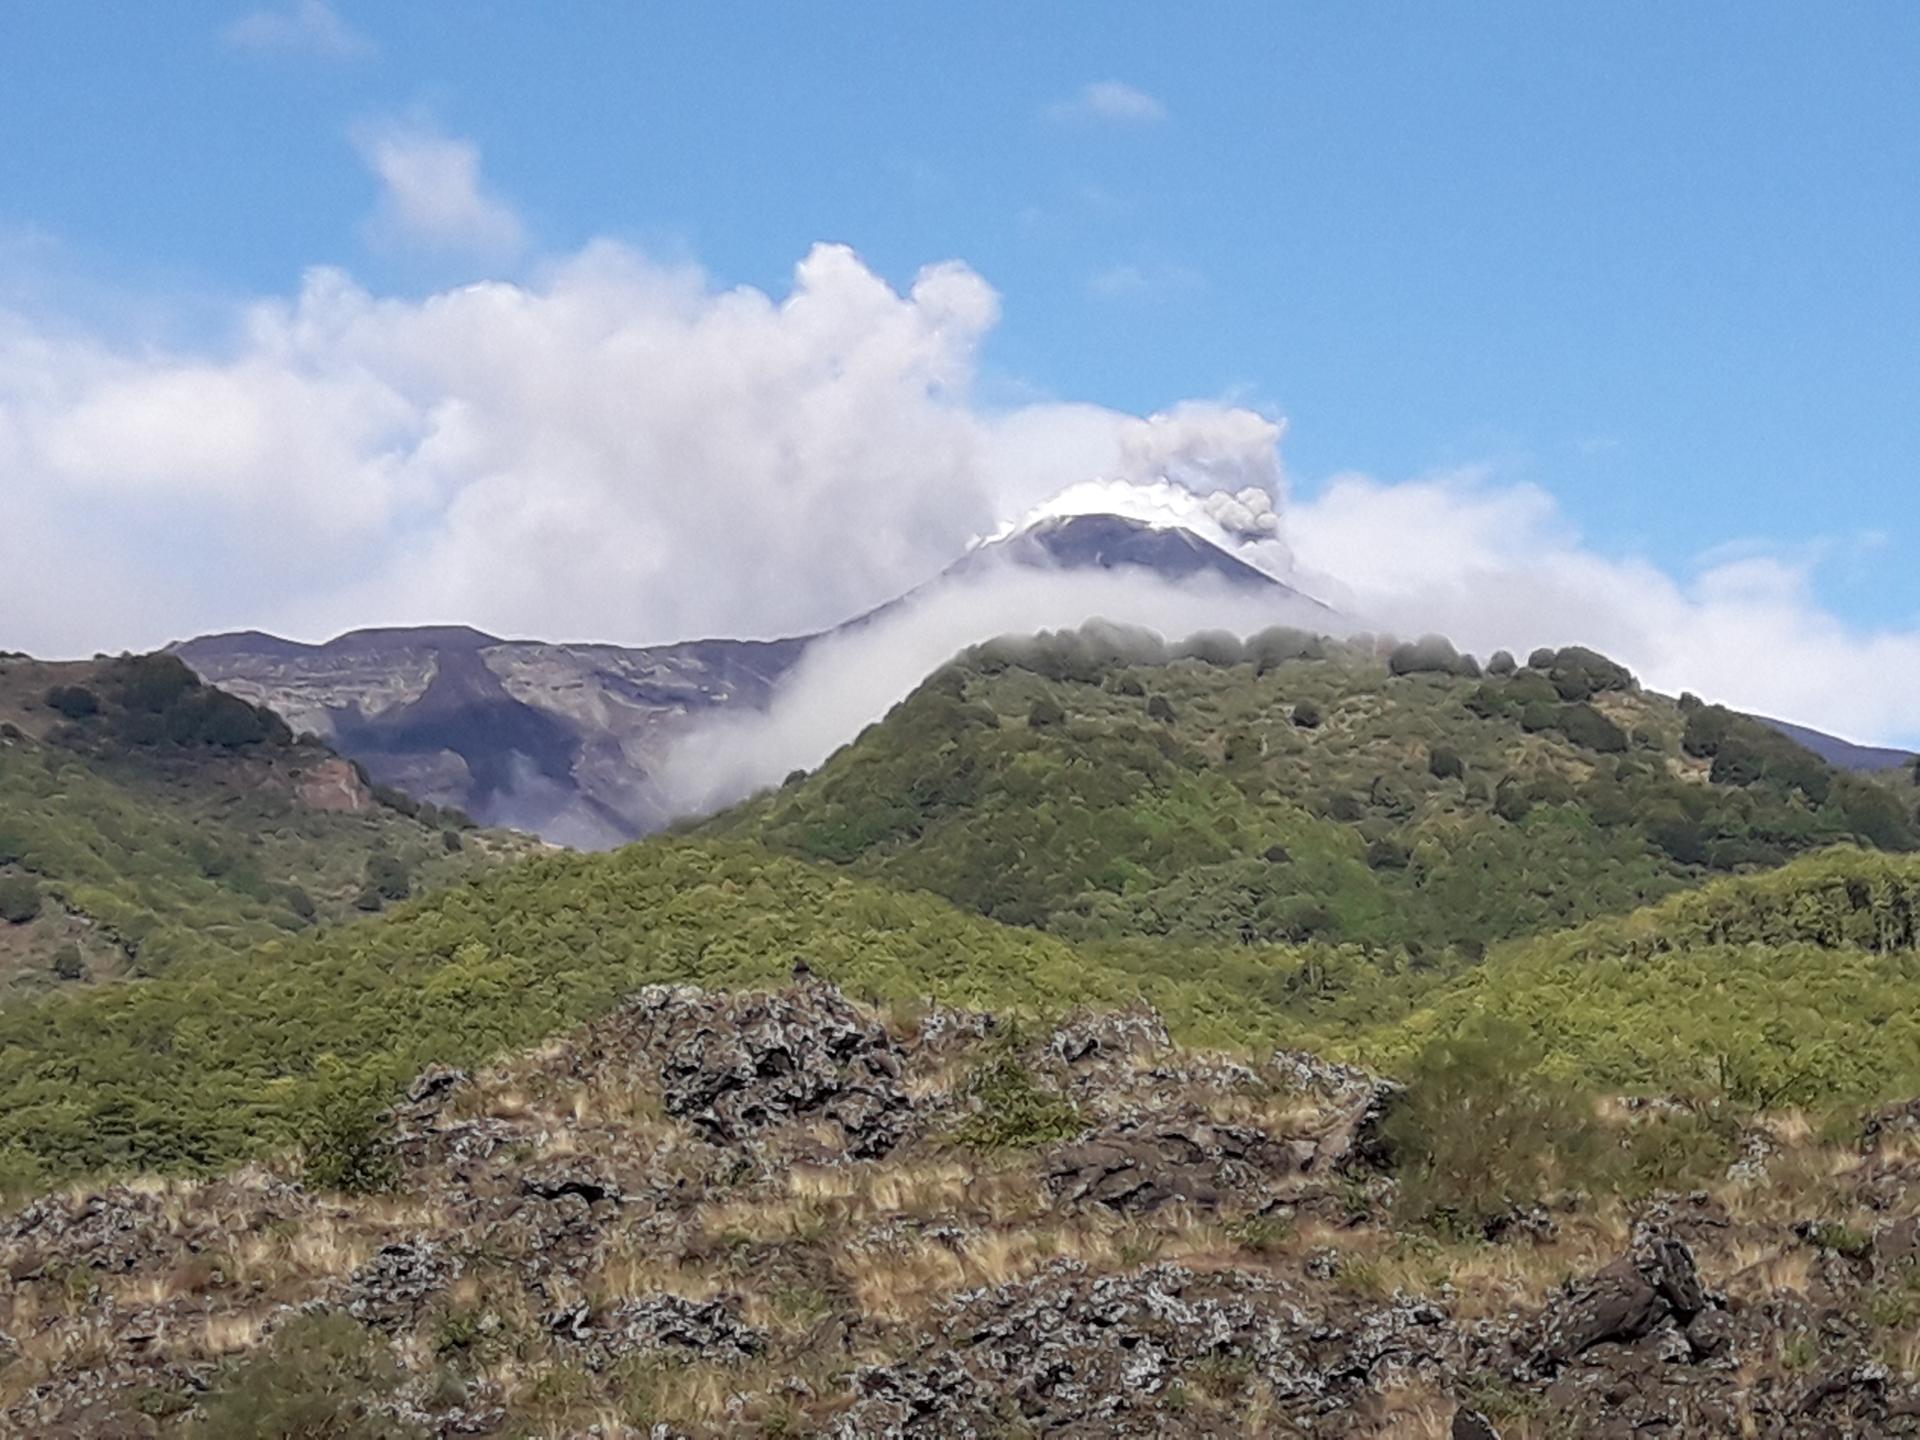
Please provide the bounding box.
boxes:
[0,711,502,985]
[1387,635,1480,678]
[0,841,1346,1186]
[1384,1016,1605,1230]
[711,625,1890,955]
[44,684,99,719]
[46,652,296,752]
[0,873,42,924]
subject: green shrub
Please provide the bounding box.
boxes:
[0,874,42,924]
[1428,746,1465,780]
[367,853,411,903]
[1027,697,1066,729]
[188,1311,420,1440]
[950,1048,1081,1151]
[1146,695,1176,724]
[1555,703,1628,754]
[1291,700,1322,729]
[1388,635,1472,677]
[51,944,84,981]
[300,1082,399,1195]
[45,685,99,720]
[1384,1016,1605,1231]
[1543,646,1635,702]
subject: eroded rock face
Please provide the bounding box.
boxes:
[1045,1113,1308,1214]
[547,1293,766,1371]
[1534,1227,1714,1369]
[599,976,914,1158]
[345,1239,460,1329]
[834,1261,1457,1437]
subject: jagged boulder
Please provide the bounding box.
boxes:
[832,1261,1457,1436]
[547,1293,766,1370]
[345,1239,460,1329]
[4,1189,170,1280]
[1534,1228,1711,1369]
[1044,1114,1309,1214]
[602,976,914,1158]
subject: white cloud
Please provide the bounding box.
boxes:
[1047,80,1169,126]
[1285,471,1920,746]
[352,121,526,258]
[652,566,1338,819]
[5,232,1920,752]
[222,0,373,59]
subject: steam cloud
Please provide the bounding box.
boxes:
[5,199,1920,751]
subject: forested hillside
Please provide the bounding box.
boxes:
[8,832,1920,1195]
[0,651,527,999]
[707,626,1917,953]
[9,635,1920,1435]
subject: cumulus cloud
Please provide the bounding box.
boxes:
[0,237,1267,659]
[1285,471,1920,746]
[352,121,526,258]
[1047,80,1169,126]
[5,227,1920,752]
[222,0,373,59]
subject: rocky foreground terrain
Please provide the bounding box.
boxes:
[5,973,1920,1437]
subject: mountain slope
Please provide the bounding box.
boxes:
[170,513,1328,843]
[706,627,1917,953]
[1759,714,1916,773]
[0,651,523,1000]
[174,625,809,845]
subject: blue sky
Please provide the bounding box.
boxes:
[3,3,1920,738]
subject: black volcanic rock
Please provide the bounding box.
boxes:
[978,512,1286,589]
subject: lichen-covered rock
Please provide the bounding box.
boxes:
[1048,1005,1170,1068]
[832,1261,1458,1437]
[4,1189,170,1280]
[345,1239,459,1328]
[548,1293,766,1370]
[1044,1113,1306,1214]
[599,976,914,1158]
[1533,1228,1710,1369]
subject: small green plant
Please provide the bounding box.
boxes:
[1782,1331,1818,1372]
[300,1081,398,1195]
[949,1039,1081,1152]
[50,944,84,981]
[1228,1214,1297,1257]
[1803,1219,1874,1260]
[188,1311,420,1439]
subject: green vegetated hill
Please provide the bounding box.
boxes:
[0,651,528,1000]
[9,831,1920,1194]
[704,626,1917,955]
[5,628,1920,1196]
